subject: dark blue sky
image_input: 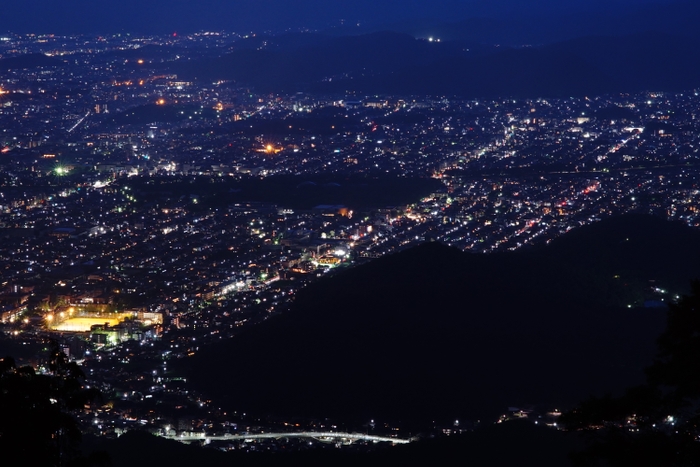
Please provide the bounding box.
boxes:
[4,0,678,35]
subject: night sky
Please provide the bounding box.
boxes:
[4,0,679,35]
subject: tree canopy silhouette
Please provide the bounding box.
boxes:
[0,341,101,466]
[647,280,700,408]
[561,280,700,466]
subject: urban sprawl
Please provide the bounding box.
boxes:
[0,31,697,450]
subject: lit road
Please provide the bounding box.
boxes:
[164,431,414,445]
[67,110,91,133]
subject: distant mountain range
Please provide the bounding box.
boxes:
[5,1,700,98]
[6,30,699,99]
[172,30,700,97]
[185,214,700,424]
[334,1,700,45]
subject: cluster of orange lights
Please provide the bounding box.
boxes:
[258,144,281,154]
[156,98,166,105]
[114,77,161,87]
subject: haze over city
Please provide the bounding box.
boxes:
[4,0,686,34]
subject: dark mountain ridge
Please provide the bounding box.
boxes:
[186,214,699,424]
[174,30,700,97]
[326,1,700,45]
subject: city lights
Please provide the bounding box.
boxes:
[1,25,699,458]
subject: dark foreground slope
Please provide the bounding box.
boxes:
[187,215,700,424]
[85,420,582,467]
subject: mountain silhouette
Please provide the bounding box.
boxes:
[186,214,699,424]
[173,31,700,97]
